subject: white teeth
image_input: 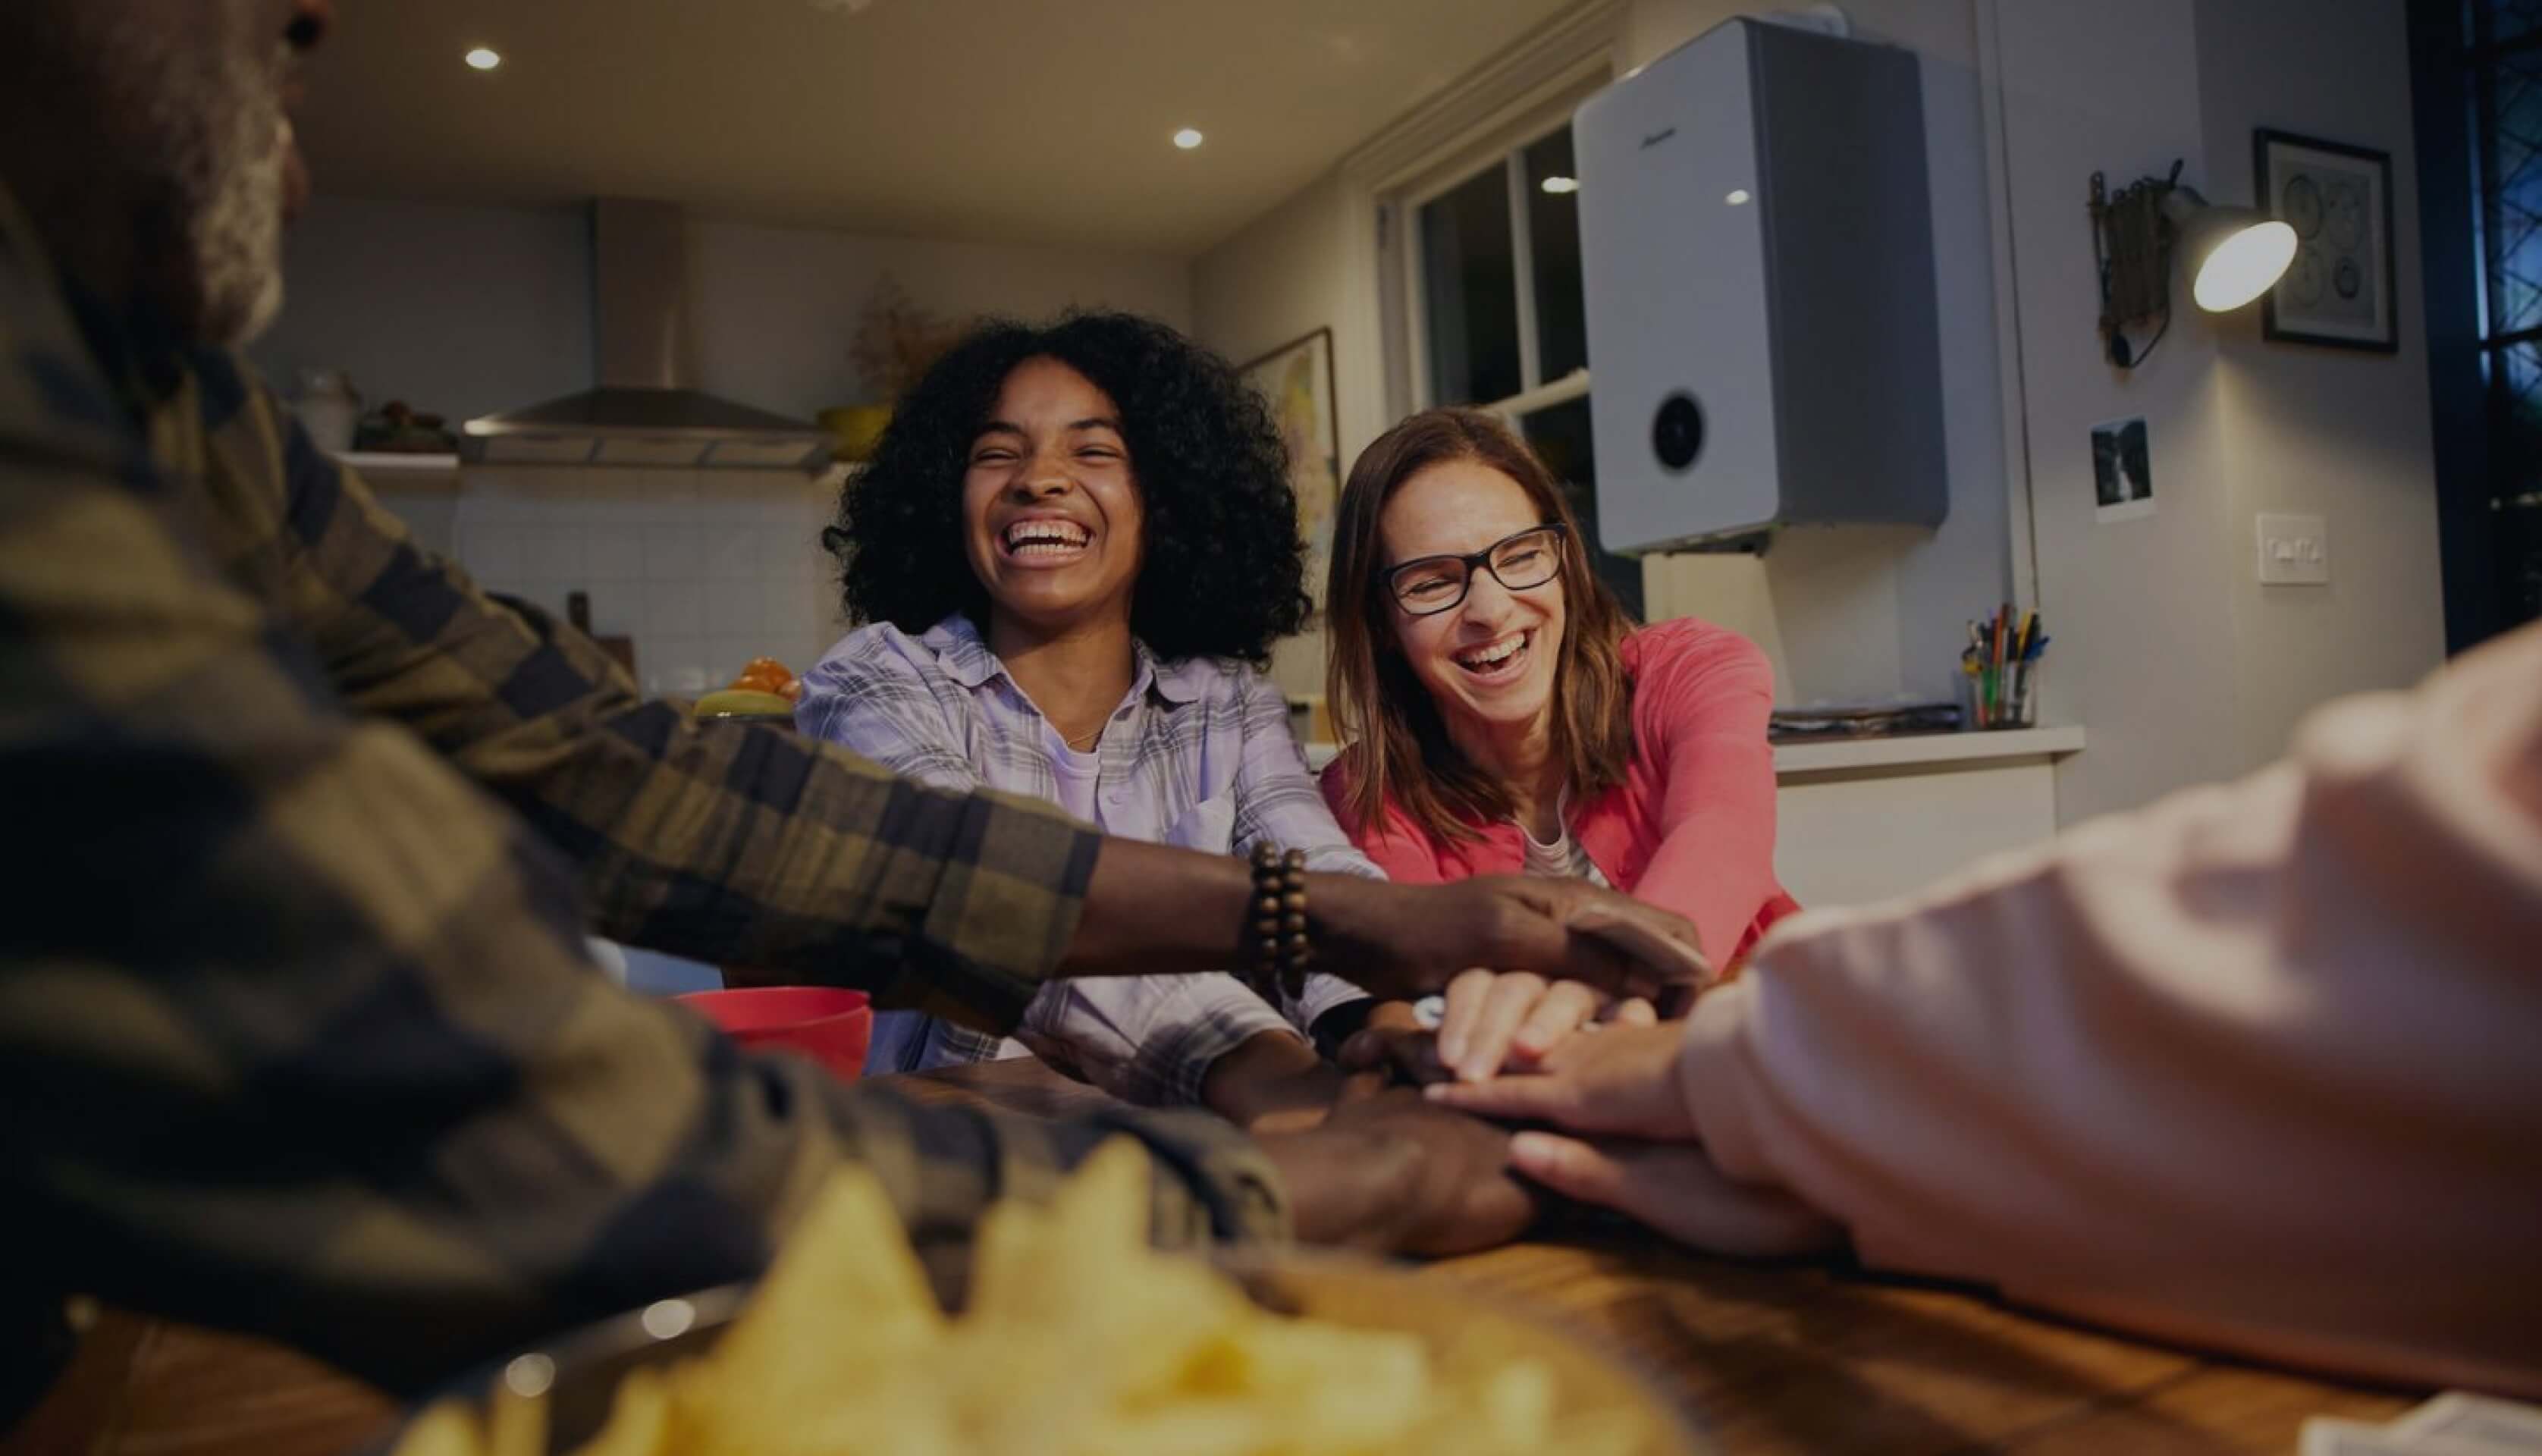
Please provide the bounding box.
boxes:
[1455,633,1528,671]
[1004,520,1090,552]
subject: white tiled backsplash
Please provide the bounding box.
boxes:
[442,466,847,696]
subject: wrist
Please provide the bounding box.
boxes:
[1305,873,1413,977]
[1204,1030,1342,1134]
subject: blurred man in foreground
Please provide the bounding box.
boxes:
[0,0,1701,1422]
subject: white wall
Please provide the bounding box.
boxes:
[1994,0,2251,821]
[254,196,1192,430]
[1191,171,1370,699]
[2194,0,2447,769]
[689,219,1191,422]
[1998,0,2444,822]
[254,197,591,425]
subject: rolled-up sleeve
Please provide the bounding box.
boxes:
[268,416,1095,1034]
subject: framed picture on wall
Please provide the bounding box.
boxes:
[1238,328,1341,572]
[2253,128,2398,352]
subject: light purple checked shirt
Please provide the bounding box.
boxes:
[796,614,1380,1106]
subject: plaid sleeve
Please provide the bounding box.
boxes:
[1226,670,1380,1027]
[239,382,1091,1034]
[0,305,1287,1395]
[794,630,987,794]
[1016,974,1301,1108]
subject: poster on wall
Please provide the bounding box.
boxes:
[2092,416,2154,523]
[2255,129,2398,353]
[1238,328,1341,576]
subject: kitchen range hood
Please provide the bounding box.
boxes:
[462,199,830,471]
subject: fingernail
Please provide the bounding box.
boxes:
[1423,1082,1454,1100]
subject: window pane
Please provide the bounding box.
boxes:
[2481,46,2542,339]
[2476,0,2542,49]
[1519,397,1644,620]
[1522,127,1590,381]
[1420,162,1521,406]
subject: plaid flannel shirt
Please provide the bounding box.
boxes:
[797,618,1381,1107]
[0,185,1282,1416]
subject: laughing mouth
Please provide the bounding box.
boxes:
[1453,629,1533,676]
[1002,519,1092,558]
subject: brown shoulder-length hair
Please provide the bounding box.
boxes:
[1325,408,1638,843]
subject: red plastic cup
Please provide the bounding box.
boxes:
[674,987,873,1081]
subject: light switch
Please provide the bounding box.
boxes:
[2256,513,2330,585]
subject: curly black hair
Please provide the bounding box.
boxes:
[827,311,1311,667]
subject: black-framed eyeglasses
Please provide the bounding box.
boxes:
[1380,522,1568,617]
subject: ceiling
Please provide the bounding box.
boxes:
[297,0,1583,257]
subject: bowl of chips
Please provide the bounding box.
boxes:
[380,1143,1705,1456]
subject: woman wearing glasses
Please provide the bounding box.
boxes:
[1320,409,1799,1082]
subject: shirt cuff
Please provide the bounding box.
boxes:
[1678,974,1769,1185]
[1288,972,1371,1035]
[888,787,1103,1036]
[1137,993,1298,1109]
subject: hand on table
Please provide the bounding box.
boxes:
[1256,1089,1538,1257]
[1423,1019,1838,1256]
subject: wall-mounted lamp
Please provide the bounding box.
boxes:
[2089,160,2296,368]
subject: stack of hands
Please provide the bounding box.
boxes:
[1237,874,1838,1263]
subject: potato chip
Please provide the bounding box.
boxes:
[397,1138,1665,1456]
[393,1401,485,1456]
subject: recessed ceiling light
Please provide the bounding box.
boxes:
[1725,188,1753,206]
[465,47,502,71]
[1172,127,1204,150]
[1540,175,1579,194]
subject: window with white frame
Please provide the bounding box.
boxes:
[1398,120,1641,618]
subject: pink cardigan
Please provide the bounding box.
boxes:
[1319,617,1800,966]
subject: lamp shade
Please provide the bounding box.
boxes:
[2162,186,2296,312]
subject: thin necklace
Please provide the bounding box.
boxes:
[1060,721,1105,752]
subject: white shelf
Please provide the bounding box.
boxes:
[1771,724,2085,776]
[331,450,461,484]
[1302,725,2085,780]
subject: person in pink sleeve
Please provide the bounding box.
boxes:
[1431,619,2542,1397]
[1317,409,1800,1082]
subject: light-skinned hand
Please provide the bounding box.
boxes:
[1431,969,1659,1084]
[1423,1015,1702,1140]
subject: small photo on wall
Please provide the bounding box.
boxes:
[2092,416,2154,523]
[2255,129,2397,352]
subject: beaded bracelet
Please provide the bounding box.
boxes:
[1247,841,1312,1001]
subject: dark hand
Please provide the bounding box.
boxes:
[1257,1090,1539,1257]
[1332,998,1451,1088]
[1315,874,1708,1008]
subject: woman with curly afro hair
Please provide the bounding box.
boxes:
[797,311,1416,1127]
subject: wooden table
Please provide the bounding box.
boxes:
[17,1059,2414,1456]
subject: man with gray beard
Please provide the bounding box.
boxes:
[0,0,1712,1432]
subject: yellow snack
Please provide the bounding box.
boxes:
[396,1140,1658,1456]
[391,1401,484,1456]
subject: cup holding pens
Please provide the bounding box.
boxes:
[1960,657,2042,730]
